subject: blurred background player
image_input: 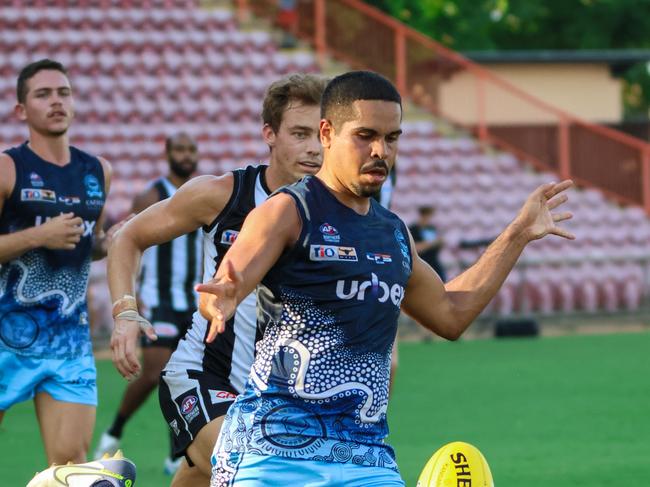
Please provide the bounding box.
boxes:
[0,59,119,465]
[94,133,202,475]
[107,73,327,486]
[409,205,446,282]
[198,71,574,486]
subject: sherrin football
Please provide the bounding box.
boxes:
[417,441,494,487]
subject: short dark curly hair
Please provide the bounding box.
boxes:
[17,59,68,103]
[321,70,402,128]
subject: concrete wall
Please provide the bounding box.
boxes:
[439,63,622,125]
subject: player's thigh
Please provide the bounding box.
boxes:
[170,454,210,487]
[186,416,225,476]
[34,391,95,463]
[159,368,235,475]
[34,354,97,462]
[0,351,47,412]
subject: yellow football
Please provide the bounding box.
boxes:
[417,441,494,487]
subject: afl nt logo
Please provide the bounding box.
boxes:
[181,395,198,414]
[319,223,340,243]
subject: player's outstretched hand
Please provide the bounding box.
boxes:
[195,260,242,343]
[110,315,157,380]
[513,180,575,242]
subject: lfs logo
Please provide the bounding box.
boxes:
[336,273,405,306]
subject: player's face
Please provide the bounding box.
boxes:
[324,99,401,197]
[167,135,199,178]
[265,101,322,183]
[16,70,74,137]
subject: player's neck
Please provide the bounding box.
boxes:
[317,172,371,216]
[27,131,70,166]
[264,164,292,192]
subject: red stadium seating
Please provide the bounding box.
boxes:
[1,4,648,316]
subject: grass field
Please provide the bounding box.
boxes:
[2,332,649,486]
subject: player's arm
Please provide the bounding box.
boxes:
[91,157,116,260]
[109,174,233,379]
[0,153,83,264]
[195,193,301,343]
[402,181,574,340]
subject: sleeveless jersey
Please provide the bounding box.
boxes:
[139,177,202,313]
[215,176,413,473]
[166,164,270,394]
[0,142,105,359]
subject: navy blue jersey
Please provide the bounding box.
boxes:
[215,176,412,473]
[0,142,105,358]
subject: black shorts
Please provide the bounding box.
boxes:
[159,368,238,460]
[140,308,193,349]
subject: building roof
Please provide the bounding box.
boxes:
[464,50,650,75]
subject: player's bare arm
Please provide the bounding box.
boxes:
[109,174,234,379]
[195,193,302,342]
[91,156,122,260]
[402,180,574,340]
[0,153,83,264]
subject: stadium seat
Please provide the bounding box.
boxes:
[2,3,649,317]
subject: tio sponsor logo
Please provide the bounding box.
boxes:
[336,272,405,306]
[310,245,358,262]
[220,229,239,245]
[21,189,56,203]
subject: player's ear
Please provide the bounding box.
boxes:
[14,102,27,122]
[320,119,334,149]
[262,123,276,148]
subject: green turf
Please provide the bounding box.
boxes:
[2,332,649,486]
